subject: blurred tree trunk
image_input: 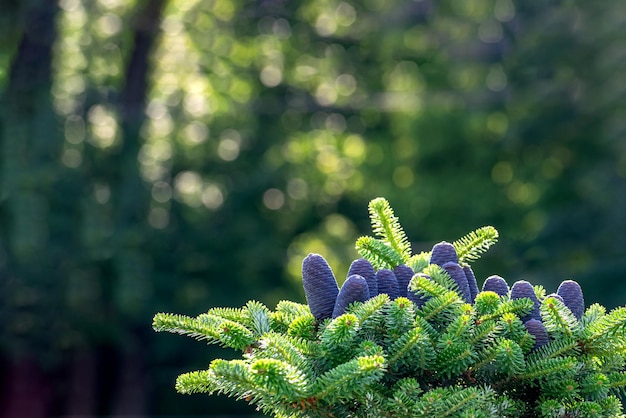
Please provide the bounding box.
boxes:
[0,0,60,417]
[109,0,166,415]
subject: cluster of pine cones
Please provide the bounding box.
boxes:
[302,241,585,351]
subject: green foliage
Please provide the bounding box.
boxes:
[357,197,498,274]
[367,197,412,263]
[453,226,500,265]
[155,199,626,417]
[4,0,626,415]
[355,235,405,270]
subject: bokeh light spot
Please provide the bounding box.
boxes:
[174,171,202,207]
[393,166,414,188]
[202,184,224,210]
[260,66,283,87]
[507,181,539,206]
[486,65,507,92]
[287,178,308,200]
[315,13,337,37]
[217,138,240,161]
[315,82,338,106]
[541,157,564,179]
[183,122,209,145]
[343,135,366,162]
[323,213,355,239]
[487,112,509,135]
[325,113,346,134]
[336,2,357,27]
[152,181,172,203]
[148,207,169,229]
[94,184,111,204]
[495,0,516,22]
[263,189,285,210]
[335,74,357,96]
[492,161,513,184]
[65,115,85,144]
[61,149,82,168]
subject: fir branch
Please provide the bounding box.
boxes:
[320,314,359,347]
[474,291,501,317]
[275,300,311,319]
[444,313,473,340]
[196,313,256,350]
[580,372,610,401]
[409,271,455,299]
[384,297,416,339]
[199,359,258,401]
[207,306,247,323]
[436,387,484,417]
[520,356,578,380]
[319,313,360,364]
[526,337,580,363]
[540,296,581,338]
[597,396,626,417]
[412,386,490,416]
[453,226,499,264]
[415,315,440,341]
[387,326,435,369]
[417,291,464,324]
[435,334,475,379]
[498,313,535,354]
[494,339,525,375]
[175,370,217,394]
[423,263,459,293]
[384,378,423,414]
[469,319,501,347]
[351,293,389,324]
[312,354,386,403]
[355,236,405,270]
[287,313,317,342]
[407,252,430,273]
[608,371,626,396]
[471,344,500,373]
[580,303,607,329]
[153,313,220,344]
[249,358,310,400]
[256,332,312,372]
[272,300,312,332]
[587,306,626,340]
[479,298,535,323]
[246,300,271,336]
[153,312,256,351]
[367,197,411,262]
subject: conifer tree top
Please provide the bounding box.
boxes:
[154,197,626,418]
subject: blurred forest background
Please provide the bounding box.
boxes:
[1,0,625,416]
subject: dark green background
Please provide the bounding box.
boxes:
[1,0,625,416]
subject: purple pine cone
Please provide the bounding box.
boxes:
[302,253,339,321]
[376,269,400,300]
[557,280,585,320]
[510,280,541,321]
[393,264,414,298]
[524,319,549,351]
[348,258,377,297]
[463,265,479,303]
[332,274,370,318]
[430,241,459,267]
[407,273,430,308]
[482,275,510,297]
[442,262,471,303]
